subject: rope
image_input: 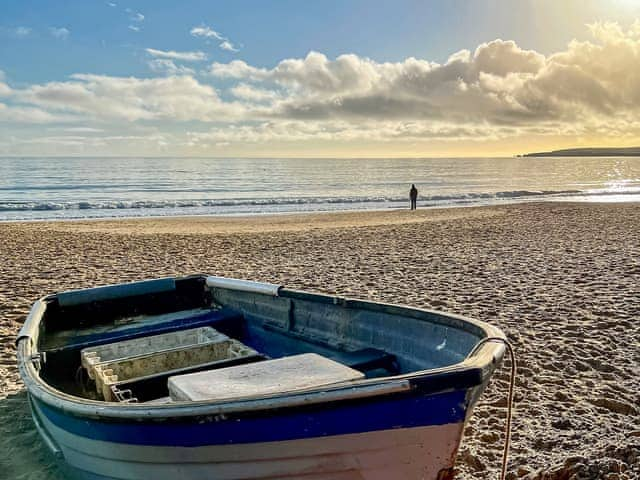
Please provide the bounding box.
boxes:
[468,337,516,480]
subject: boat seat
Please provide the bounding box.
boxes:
[40,307,245,353]
[106,352,268,402]
[168,353,365,402]
[327,348,399,374]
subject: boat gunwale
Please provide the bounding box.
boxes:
[17,275,506,421]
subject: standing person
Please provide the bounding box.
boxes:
[409,184,418,210]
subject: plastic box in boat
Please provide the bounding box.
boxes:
[81,326,229,379]
[168,353,365,402]
[91,338,259,401]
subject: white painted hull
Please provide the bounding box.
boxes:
[38,405,463,480]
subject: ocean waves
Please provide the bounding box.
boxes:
[0,188,599,215]
[1,156,639,221]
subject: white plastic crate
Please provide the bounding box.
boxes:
[90,337,257,401]
[81,327,228,379]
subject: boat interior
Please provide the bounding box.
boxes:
[34,275,486,405]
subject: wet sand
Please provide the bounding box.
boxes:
[0,202,639,479]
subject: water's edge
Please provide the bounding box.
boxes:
[1,156,639,221]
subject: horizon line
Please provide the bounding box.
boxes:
[0,154,521,160]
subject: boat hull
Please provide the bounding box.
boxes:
[17,276,506,480]
[31,388,473,480]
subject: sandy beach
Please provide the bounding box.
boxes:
[1,202,639,479]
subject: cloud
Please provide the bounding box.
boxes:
[147,59,195,76]
[230,83,279,102]
[208,60,268,80]
[125,8,144,22]
[16,26,32,37]
[0,103,73,123]
[190,25,225,40]
[49,27,70,39]
[472,40,544,76]
[4,26,32,37]
[0,72,10,97]
[191,24,241,53]
[219,40,239,52]
[57,127,105,133]
[185,119,528,147]
[145,48,207,62]
[107,2,117,7]
[144,49,206,75]
[0,82,11,97]
[21,134,167,148]
[4,21,640,153]
[128,25,140,32]
[14,73,245,122]
[203,22,640,128]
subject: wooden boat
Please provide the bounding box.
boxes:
[17,275,506,480]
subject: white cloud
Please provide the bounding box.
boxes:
[147,59,195,76]
[4,21,640,152]
[145,48,207,62]
[186,120,514,146]
[0,103,73,123]
[0,71,10,97]
[12,26,32,37]
[15,73,245,122]
[208,60,268,80]
[472,40,544,76]
[190,25,225,40]
[49,27,70,39]
[107,2,117,7]
[219,40,239,52]
[209,52,384,93]
[0,83,11,97]
[57,127,105,133]
[191,25,241,52]
[230,83,279,102]
[203,22,640,128]
[128,25,140,32]
[24,134,165,147]
[126,9,144,22]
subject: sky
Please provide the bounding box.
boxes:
[1,0,640,157]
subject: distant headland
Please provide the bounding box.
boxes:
[520,147,640,157]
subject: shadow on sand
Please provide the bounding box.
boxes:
[0,391,65,480]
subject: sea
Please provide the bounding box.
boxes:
[0,156,639,222]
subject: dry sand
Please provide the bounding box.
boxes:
[0,202,639,479]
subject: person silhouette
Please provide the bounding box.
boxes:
[409,184,418,210]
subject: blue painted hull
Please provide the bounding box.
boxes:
[35,389,469,446]
[31,387,477,480]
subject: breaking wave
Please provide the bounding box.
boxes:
[0,189,588,213]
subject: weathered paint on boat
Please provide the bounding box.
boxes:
[35,406,465,479]
[17,275,506,480]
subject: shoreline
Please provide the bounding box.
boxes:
[0,198,636,227]
[1,193,639,225]
[5,203,510,234]
[0,202,489,225]
[1,199,637,235]
[1,201,639,479]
